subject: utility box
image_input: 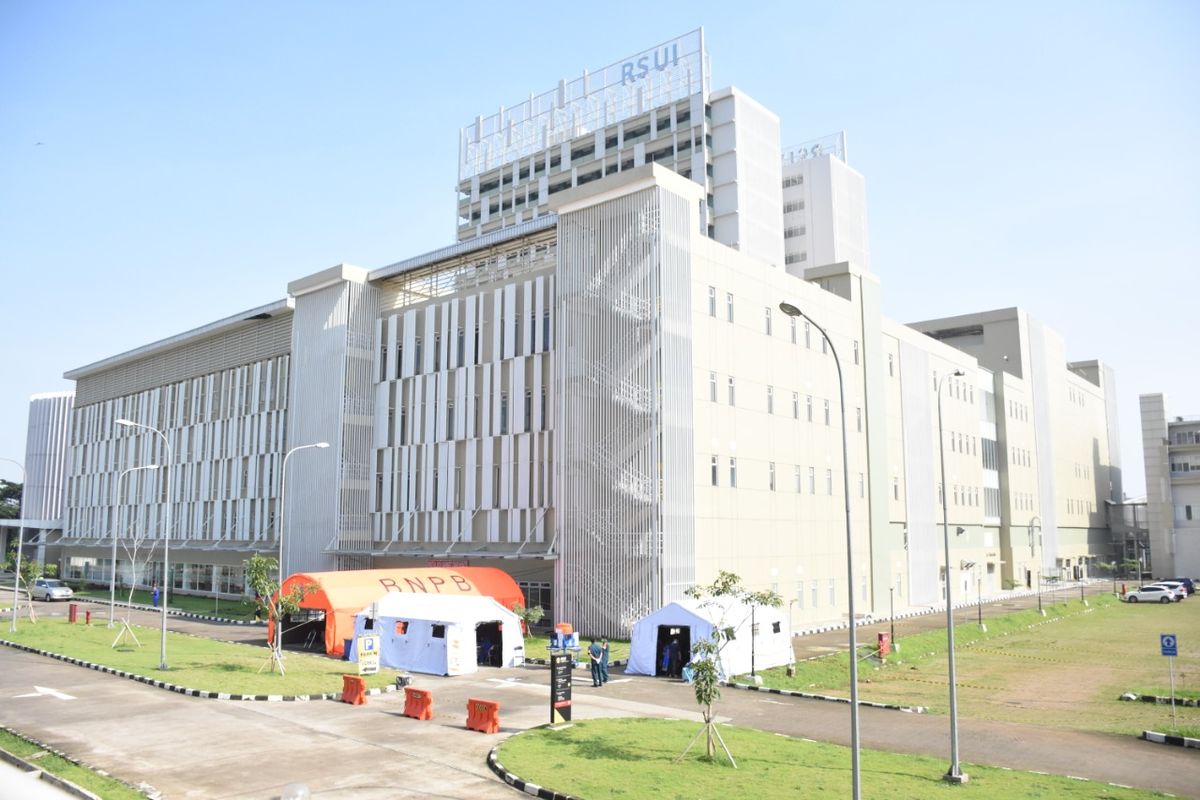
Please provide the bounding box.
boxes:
[877,632,891,657]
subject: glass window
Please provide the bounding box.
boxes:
[729,457,738,488]
[823,399,830,426]
[796,581,804,609]
[769,462,776,491]
[792,392,799,419]
[764,306,772,335]
[856,407,862,432]
[826,469,833,495]
[806,395,813,422]
[707,286,716,317]
[805,322,811,348]
[808,466,816,494]
[711,455,719,487]
[726,292,734,322]
[728,377,736,406]
[853,340,859,365]
[767,386,774,414]
[794,465,802,492]
[709,372,717,402]
[888,353,894,376]
[790,317,797,344]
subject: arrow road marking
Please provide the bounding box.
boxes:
[13,685,76,701]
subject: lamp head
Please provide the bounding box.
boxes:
[778,302,802,318]
[316,442,330,449]
[116,418,135,427]
[953,369,965,377]
[956,526,966,536]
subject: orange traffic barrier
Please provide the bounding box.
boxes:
[466,698,500,734]
[341,674,368,705]
[403,687,433,720]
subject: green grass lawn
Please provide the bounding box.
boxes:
[74,588,260,620]
[497,718,1170,800]
[0,727,146,799]
[740,594,1200,736]
[1,618,397,696]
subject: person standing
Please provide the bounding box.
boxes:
[599,637,610,685]
[151,584,161,608]
[588,638,603,687]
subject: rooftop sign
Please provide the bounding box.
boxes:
[459,29,709,182]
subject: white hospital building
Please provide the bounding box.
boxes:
[25,31,1123,636]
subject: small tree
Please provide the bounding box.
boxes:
[2,544,50,625]
[676,570,783,766]
[512,602,545,639]
[245,553,311,675]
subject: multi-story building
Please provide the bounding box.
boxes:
[0,392,73,565]
[1140,393,1200,577]
[44,33,1123,637]
[781,132,870,275]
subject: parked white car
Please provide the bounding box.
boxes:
[1144,581,1187,601]
[30,578,74,602]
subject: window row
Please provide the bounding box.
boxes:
[708,456,843,496]
[1011,446,1032,468]
[933,371,975,404]
[1008,399,1029,422]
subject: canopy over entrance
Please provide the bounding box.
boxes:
[279,567,525,657]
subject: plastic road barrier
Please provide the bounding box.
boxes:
[403,687,433,720]
[466,698,500,734]
[341,675,368,705]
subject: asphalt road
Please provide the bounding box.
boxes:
[1,589,1196,799]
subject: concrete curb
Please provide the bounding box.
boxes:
[1141,730,1200,749]
[487,742,580,800]
[0,747,104,800]
[1,723,159,798]
[70,596,265,626]
[722,680,927,713]
[0,638,398,702]
[1121,693,1200,708]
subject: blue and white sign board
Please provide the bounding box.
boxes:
[358,634,381,675]
[1160,634,1178,657]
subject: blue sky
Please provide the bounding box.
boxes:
[1,1,1196,496]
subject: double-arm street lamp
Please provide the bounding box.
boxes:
[111,464,160,628]
[937,369,968,783]
[115,419,173,670]
[2,457,26,634]
[778,301,861,800]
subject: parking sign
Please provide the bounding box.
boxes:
[1160,634,1178,657]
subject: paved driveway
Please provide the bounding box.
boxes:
[2,593,1196,799]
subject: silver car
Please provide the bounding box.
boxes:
[1124,585,1175,604]
[30,578,74,601]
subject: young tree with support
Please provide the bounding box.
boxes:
[675,570,783,767]
[245,553,311,676]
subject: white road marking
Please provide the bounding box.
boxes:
[13,685,76,700]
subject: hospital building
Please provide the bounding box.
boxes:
[9,30,1124,638]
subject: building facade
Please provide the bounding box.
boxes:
[45,33,1124,637]
[1141,393,1200,577]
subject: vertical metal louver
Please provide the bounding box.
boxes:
[556,186,695,637]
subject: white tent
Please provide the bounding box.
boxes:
[625,596,794,679]
[351,593,524,676]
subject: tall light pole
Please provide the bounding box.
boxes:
[2,458,27,634]
[937,369,968,783]
[275,442,328,660]
[116,419,173,670]
[111,465,159,628]
[779,302,861,800]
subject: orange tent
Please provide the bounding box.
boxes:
[275,567,526,657]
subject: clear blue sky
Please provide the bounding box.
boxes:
[2,1,1196,497]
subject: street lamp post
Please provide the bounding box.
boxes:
[275,442,329,663]
[779,301,861,800]
[111,465,159,628]
[116,419,173,670]
[2,458,27,634]
[937,369,968,783]
[889,585,895,648]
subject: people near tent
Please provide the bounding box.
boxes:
[668,637,683,678]
[588,638,604,687]
[478,637,494,666]
[599,637,610,685]
[151,584,161,608]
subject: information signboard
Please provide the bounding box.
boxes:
[358,634,381,676]
[550,652,573,723]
